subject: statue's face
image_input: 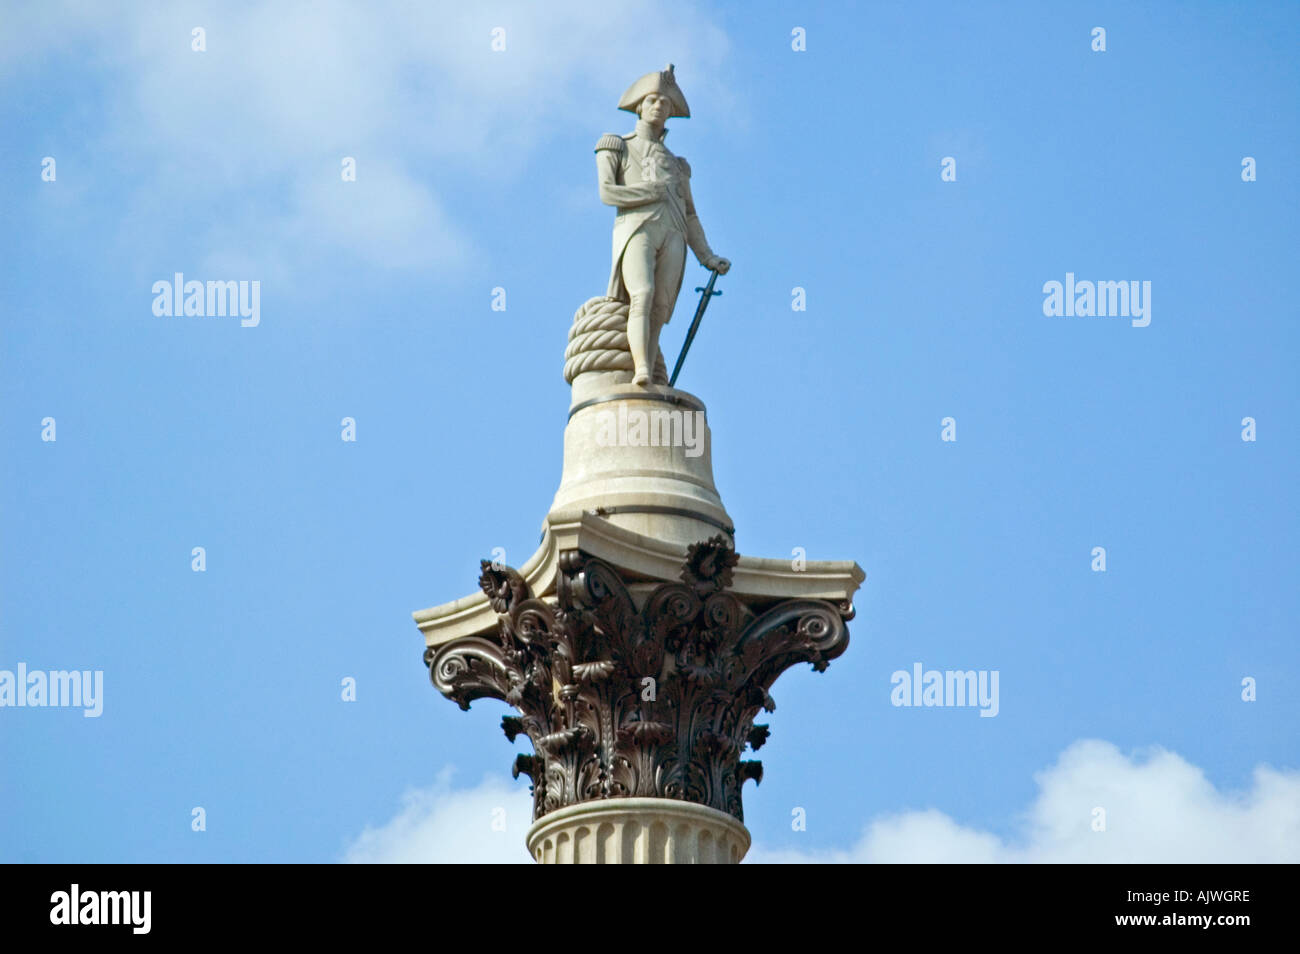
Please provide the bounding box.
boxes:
[640,92,670,124]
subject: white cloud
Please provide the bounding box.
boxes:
[747,740,1300,863]
[11,0,732,276]
[342,768,534,864]
[349,741,1300,864]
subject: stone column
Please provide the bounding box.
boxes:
[526,798,750,864]
[413,379,863,864]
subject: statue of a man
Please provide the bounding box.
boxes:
[596,65,730,387]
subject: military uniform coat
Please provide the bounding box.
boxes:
[595,120,714,319]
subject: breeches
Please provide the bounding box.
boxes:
[621,220,686,327]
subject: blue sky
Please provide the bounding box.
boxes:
[2,0,1297,863]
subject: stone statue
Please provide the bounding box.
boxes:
[592,64,730,388]
[416,66,864,864]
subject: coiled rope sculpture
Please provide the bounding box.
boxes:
[563,296,668,385]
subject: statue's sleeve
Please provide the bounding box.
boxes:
[678,157,717,265]
[595,136,660,209]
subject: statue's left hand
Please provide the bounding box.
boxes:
[706,256,731,275]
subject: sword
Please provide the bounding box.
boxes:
[669,269,722,387]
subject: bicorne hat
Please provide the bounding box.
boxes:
[618,63,690,118]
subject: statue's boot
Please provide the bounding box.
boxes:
[627,292,653,386]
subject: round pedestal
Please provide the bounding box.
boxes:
[526,798,751,864]
[549,381,733,549]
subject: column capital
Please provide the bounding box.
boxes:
[425,535,854,828]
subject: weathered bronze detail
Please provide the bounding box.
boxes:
[424,535,853,822]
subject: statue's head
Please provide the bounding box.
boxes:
[638,92,673,126]
[618,63,690,120]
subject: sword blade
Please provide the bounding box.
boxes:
[669,269,721,387]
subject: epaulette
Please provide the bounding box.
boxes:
[594,133,626,154]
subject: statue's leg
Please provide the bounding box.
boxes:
[621,228,659,386]
[648,232,687,380]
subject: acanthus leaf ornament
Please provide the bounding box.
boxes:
[425,537,852,822]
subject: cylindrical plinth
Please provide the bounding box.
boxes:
[549,382,733,549]
[526,798,751,864]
